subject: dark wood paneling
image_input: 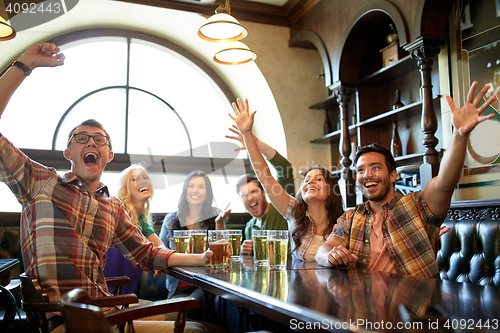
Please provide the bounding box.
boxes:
[112,0,322,27]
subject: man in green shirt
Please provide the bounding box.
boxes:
[222,128,295,254]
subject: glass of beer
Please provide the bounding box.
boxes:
[267,230,288,269]
[228,230,242,260]
[208,230,230,269]
[252,230,268,266]
[173,230,191,253]
[191,230,207,254]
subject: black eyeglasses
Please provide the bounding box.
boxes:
[68,132,110,147]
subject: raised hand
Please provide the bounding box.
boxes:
[17,42,65,69]
[445,81,496,137]
[215,202,231,226]
[229,98,256,135]
[226,125,246,152]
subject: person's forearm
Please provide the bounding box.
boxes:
[315,241,335,267]
[434,130,468,192]
[148,233,165,248]
[255,137,277,160]
[242,130,289,215]
[168,253,206,266]
[215,219,225,230]
[242,131,273,185]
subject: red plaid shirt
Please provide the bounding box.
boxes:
[0,134,174,301]
[329,191,444,278]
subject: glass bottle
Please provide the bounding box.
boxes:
[391,120,402,157]
[393,90,404,109]
[323,109,333,135]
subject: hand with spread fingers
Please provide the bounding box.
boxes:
[226,125,248,152]
[215,202,231,228]
[445,81,496,137]
[229,98,256,136]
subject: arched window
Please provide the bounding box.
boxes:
[0,29,249,213]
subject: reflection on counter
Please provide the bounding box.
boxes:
[170,256,500,333]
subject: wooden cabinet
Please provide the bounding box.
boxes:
[309,15,443,202]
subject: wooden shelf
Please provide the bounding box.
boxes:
[360,55,417,86]
[357,97,440,128]
[310,125,357,144]
[309,94,338,110]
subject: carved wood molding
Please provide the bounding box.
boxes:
[447,207,500,221]
[446,199,500,220]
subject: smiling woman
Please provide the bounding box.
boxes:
[103,163,164,294]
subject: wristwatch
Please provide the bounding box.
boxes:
[12,61,32,76]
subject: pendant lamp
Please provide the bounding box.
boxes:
[0,16,16,41]
[213,41,257,65]
[198,0,247,43]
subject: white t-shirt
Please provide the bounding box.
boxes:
[303,234,324,261]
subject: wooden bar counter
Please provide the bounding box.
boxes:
[168,256,500,332]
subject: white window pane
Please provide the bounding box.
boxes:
[0,183,22,212]
[1,37,128,149]
[54,88,126,152]
[129,39,239,158]
[127,89,190,156]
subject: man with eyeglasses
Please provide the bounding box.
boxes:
[0,43,215,333]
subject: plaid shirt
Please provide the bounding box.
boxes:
[329,191,444,278]
[0,134,174,301]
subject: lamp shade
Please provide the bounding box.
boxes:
[198,13,247,43]
[0,16,16,41]
[213,42,256,65]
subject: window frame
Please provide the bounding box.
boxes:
[18,28,251,175]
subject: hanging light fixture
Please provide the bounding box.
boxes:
[198,0,247,43]
[213,41,256,65]
[0,15,16,41]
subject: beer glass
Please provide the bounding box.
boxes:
[208,230,230,269]
[268,230,288,269]
[173,230,191,253]
[191,230,207,254]
[252,230,268,266]
[228,230,242,260]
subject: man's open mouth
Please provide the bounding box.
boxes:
[84,153,97,164]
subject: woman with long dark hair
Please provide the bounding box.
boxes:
[159,170,224,298]
[230,99,344,261]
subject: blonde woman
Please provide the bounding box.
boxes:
[104,163,164,293]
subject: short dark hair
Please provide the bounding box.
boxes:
[354,143,396,173]
[67,119,112,150]
[235,174,263,194]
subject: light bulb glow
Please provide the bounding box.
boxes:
[0,16,16,40]
[214,42,256,65]
[198,13,247,43]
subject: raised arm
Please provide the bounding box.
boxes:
[0,43,64,118]
[226,125,295,196]
[229,98,290,216]
[424,82,496,216]
[226,124,277,159]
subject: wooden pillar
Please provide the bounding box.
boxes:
[410,44,441,189]
[334,86,356,207]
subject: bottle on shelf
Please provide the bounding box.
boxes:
[393,90,404,109]
[391,120,402,157]
[323,109,333,135]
